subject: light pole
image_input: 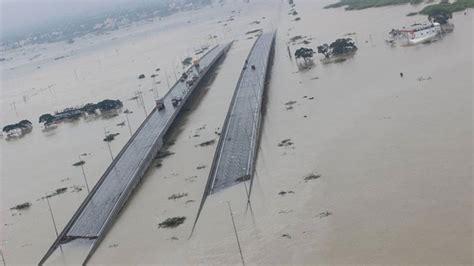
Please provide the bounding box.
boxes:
[125,112,133,137]
[45,195,63,255]
[103,127,114,161]
[1,249,6,266]
[223,201,245,266]
[78,155,90,193]
[136,88,147,117]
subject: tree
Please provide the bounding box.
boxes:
[294,47,315,64]
[39,114,55,124]
[317,38,357,58]
[329,38,357,56]
[96,99,123,112]
[428,11,452,24]
[317,44,331,58]
[81,103,99,114]
[3,120,32,133]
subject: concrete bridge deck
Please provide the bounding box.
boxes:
[210,32,275,193]
[191,31,276,235]
[39,42,232,265]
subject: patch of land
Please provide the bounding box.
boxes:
[420,0,474,15]
[324,0,423,10]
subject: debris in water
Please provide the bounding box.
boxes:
[417,76,432,82]
[103,133,119,142]
[168,193,188,200]
[155,162,163,168]
[246,29,263,35]
[282,233,292,239]
[185,200,195,204]
[109,243,119,248]
[185,176,197,183]
[138,74,145,79]
[196,139,216,147]
[318,211,332,218]
[41,187,68,199]
[182,57,193,66]
[279,210,294,214]
[156,150,175,159]
[285,100,297,110]
[10,202,31,211]
[159,217,186,228]
[70,185,83,193]
[278,139,294,147]
[304,173,321,182]
[308,97,315,100]
[278,190,295,196]
[196,165,206,170]
[236,175,251,182]
[289,35,303,43]
[169,236,179,240]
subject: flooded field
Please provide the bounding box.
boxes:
[1,0,472,264]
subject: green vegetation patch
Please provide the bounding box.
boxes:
[324,0,423,10]
[420,0,474,16]
[324,0,473,15]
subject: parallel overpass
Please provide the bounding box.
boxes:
[39,42,232,265]
[191,31,276,235]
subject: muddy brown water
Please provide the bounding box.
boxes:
[1,0,472,264]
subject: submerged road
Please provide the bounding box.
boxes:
[191,31,275,235]
[39,42,232,265]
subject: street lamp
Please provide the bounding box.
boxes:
[77,154,90,193]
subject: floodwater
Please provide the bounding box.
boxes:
[1,0,472,264]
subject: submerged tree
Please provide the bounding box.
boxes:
[330,38,357,55]
[294,47,315,64]
[317,44,331,58]
[428,11,452,24]
[181,57,193,66]
[318,38,357,58]
[3,120,32,133]
[81,103,99,114]
[39,114,55,124]
[96,99,123,112]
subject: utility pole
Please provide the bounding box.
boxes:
[125,112,133,136]
[45,195,64,255]
[11,102,18,118]
[1,249,6,266]
[136,90,147,117]
[46,195,59,238]
[78,155,90,193]
[104,128,114,161]
[164,69,171,90]
[225,201,245,266]
[172,62,178,82]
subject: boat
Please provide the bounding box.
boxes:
[389,22,442,45]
